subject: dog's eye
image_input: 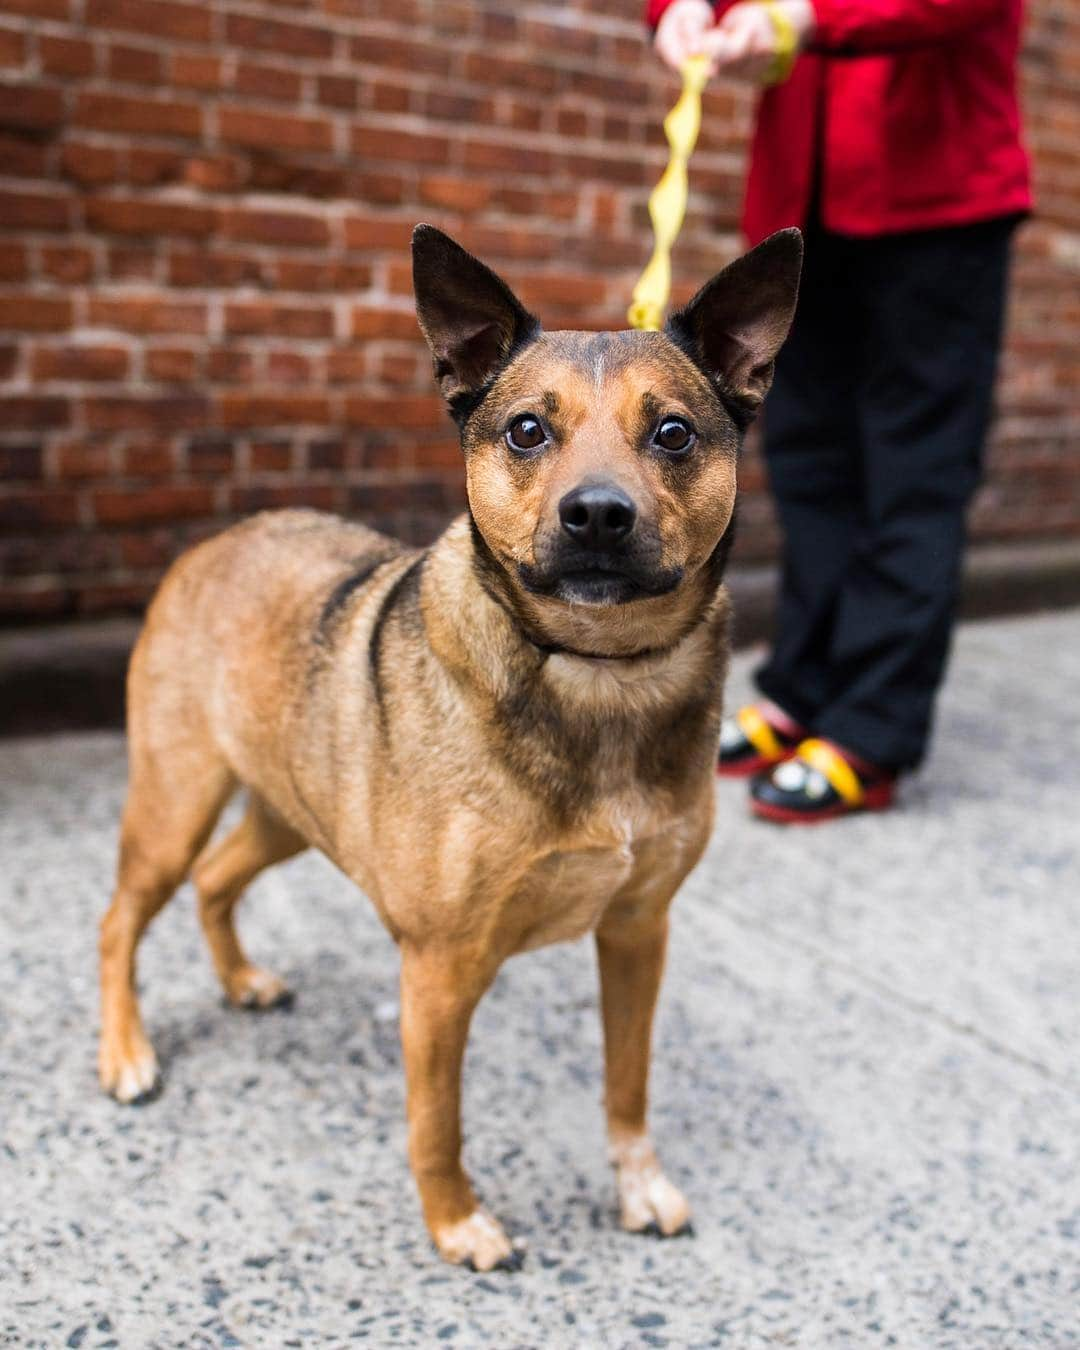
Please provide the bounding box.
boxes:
[506,414,547,453]
[654,418,695,455]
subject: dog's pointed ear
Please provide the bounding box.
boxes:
[666,228,803,411]
[412,224,540,410]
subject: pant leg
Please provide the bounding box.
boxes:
[754,227,866,727]
[813,217,1016,770]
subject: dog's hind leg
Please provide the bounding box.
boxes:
[191,794,307,1009]
[99,738,235,1104]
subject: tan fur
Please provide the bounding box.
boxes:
[98,226,801,1270]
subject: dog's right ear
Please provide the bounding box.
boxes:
[412,225,540,414]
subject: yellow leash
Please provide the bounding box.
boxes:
[628,53,710,333]
[628,9,797,333]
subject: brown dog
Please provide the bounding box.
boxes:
[98,224,801,1270]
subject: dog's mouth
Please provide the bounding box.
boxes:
[517,556,684,607]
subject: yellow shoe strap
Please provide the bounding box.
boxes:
[736,705,784,760]
[797,739,865,806]
[627,53,710,332]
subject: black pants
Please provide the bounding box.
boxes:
[755,217,1016,771]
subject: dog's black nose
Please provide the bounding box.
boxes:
[558,484,637,550]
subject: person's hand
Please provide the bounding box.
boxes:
[654,0,716,75]
[700,0,816,82]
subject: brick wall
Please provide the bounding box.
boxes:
[1,0,1078,621]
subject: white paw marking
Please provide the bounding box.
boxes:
[611,1135,691,1236]
[435,1208,516,1271]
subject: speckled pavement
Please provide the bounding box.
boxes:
[2,610,1079,1349]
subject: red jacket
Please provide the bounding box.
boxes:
[646,0,1032,243]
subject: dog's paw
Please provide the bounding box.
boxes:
[612,1136,692,1238]
[434,1209,523,1273]
[99,1029,161,1105]
[224,964,294,1010]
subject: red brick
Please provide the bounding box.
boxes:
[275,258,372,292]
[342,216,414,252]
[170,52,222,90]
[0,27,26,67]
[249,440,291,472]
[60,142,119,186]
[146,346,198,381]
[40,245,95,284]
[127,147,186,186]
[351,125,451,165]
[348,33,449,75]
[224,13,334,59]
[55,441,113,478]
[84,197,216,238]
[219,106,333,153]
[39,34,95,77]
[169,248,266,288]
[85,0,211,43]
[32,345,129,381]
[423,90,495,124]
[266,351,312,384]
[0,295,72,332]
[0,0,69,16]
[0,189,71,230]
[0,487,78,527]
[206,346,254,383]
[0,396,71,428]
[0,133,48,177]
[230,483,337,513]
[0,242,28,281]
[234,61,302,103]
[123,440,173,476]
[368,80,411,114]
[183,154,242,192]
[306,439,345,471]
[0,443,42,478]
[106,245,156,280]
[93,484,214,524]
[225,302,333,339]
[222,208,330,248]
[88,296,206,335]
[326,348,366,384]
[344,395,445,429]
[108,43,162,83]
[463,139,554,176]
[0,341,16,378]
[76,91,202,138]
[0,82,64,129]
[84,394,209,431]
[418,175,492,214]
[316,74,358,110]
[351,306,421,341]
[186,437,233,474]
[220,393,333,428]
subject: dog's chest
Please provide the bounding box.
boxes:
[507,797,692,953]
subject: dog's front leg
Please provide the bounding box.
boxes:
[596,911,692,1237]
[399,942,518,1271]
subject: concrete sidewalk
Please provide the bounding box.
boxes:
[1,610,1078,1348]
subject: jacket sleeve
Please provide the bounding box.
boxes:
[809,0,1005,52]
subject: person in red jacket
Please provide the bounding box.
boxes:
[651,0,1031,823]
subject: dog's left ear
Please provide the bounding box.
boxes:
[666,228,803,411]
[412,224,540,411]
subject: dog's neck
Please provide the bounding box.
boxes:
[419,515,729,715]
